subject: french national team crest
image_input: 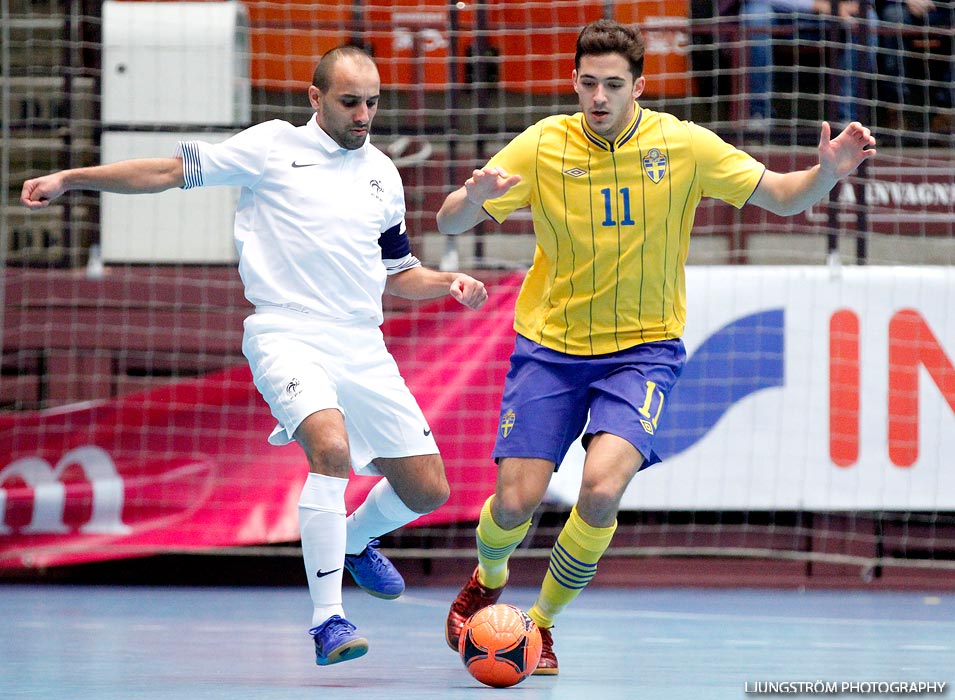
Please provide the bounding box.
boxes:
[500,408,516,438]
[369,179,384,202]
[643,148,667,184]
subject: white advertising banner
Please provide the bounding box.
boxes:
[547,266,955,511]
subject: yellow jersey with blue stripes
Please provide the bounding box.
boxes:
[482,104,765,355]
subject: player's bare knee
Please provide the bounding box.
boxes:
[304,440,351,478]
[423,484,451,514]
[405,477,450,514]
[492,493,537,528]
[577,484,624,525]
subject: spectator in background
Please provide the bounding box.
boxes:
[689,0,742,121]
[742,0,879,126]
[875,0,954,133]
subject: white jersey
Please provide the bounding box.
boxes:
[177,117,416,325]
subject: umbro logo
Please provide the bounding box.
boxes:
[315,568,341,578]
[564,167,588,178]
[291,161,321,168]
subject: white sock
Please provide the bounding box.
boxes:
[299,472,349,628]
[345,478,421,555]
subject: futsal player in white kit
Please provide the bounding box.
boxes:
[20,45,488,666]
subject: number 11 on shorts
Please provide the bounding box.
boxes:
[637,380,664,434]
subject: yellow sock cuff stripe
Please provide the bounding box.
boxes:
[567,505,617,550]
[546,506,617,589]
[476,496,531,563]
[548,541,597,590]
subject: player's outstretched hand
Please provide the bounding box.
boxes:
[819,121,876,181]
[20,173,66,209]
[450,274,488,310]
[464,167,521,207]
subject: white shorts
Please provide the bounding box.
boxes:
[242,306,439,475]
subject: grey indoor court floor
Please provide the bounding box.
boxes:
[1,584,952,700]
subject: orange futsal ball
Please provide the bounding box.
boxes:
[458,603,543,688]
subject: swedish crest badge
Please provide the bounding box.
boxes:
[500,408,516,438]
[643,148,667,184]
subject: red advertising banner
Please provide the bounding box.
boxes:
[0,274,525,570]
[4,266,954,569]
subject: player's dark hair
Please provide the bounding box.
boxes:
[312,45,374,91]
[575,19,645,79]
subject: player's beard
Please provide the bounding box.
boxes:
[316,111,370,150]
[339,126,369,150]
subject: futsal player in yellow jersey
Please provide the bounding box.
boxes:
[439,19,876,674]
[484,108,766,355]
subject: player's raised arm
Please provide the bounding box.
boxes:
[436,167,522,235]
[748,121,876,217]
[20,157,186,209]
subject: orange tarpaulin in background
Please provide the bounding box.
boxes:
[245,0,691,94]
[111,0,693,94]
[247,1,350,89]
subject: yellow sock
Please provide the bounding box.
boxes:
[475,495,532,589]
[528,506,616,629]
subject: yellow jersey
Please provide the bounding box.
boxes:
[483,104,765,355]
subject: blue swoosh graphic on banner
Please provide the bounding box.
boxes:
[655,309,785,460]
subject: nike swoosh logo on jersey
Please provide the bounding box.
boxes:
[423,428,432,436]
[315,568,341,578]
[292,161,321,168]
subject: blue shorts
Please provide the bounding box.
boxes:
[492,334,687,470]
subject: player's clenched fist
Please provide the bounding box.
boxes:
[20,174,65,209]
[450,274,488,310]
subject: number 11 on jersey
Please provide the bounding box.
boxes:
[600,187,635,227]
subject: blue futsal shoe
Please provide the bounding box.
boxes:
[310,615,368,666]
[344,540,405,600]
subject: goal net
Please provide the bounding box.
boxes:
[2,0,953,585]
